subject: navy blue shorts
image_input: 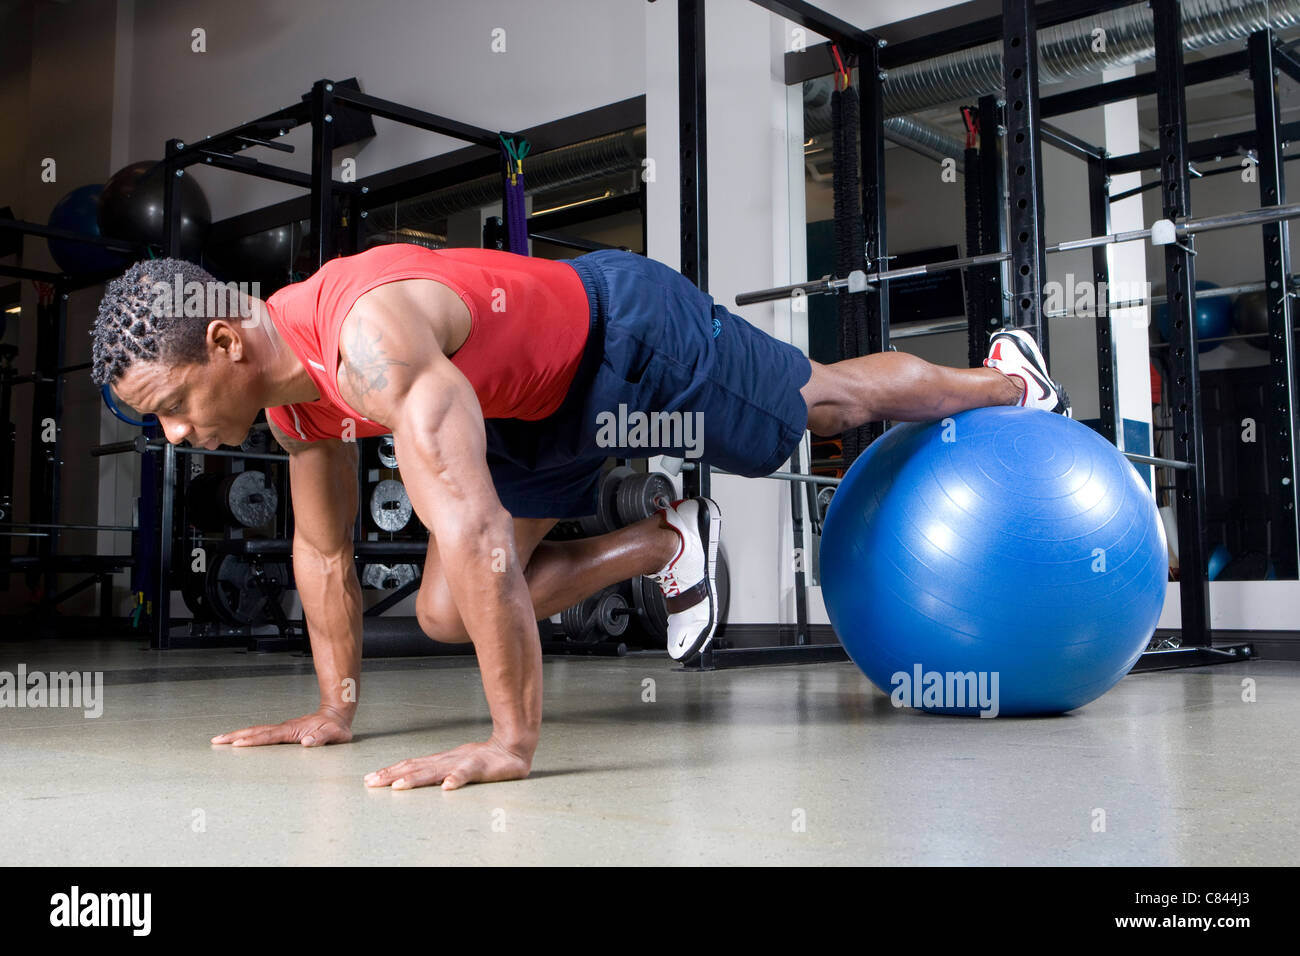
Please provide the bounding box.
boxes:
[484,250,812,518]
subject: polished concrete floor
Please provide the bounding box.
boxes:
[1,638,1296,865]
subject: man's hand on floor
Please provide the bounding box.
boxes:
[211,705,354,747]
[364,737,533,791]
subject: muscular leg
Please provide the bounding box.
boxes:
[415,514,679,642]
[799,352,1022,436]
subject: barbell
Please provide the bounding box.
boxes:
[735,200,1300,306]
[575,467,677,536]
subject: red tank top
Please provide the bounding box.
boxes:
[264,244,590,442]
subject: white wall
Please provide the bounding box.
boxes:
[647,0,800,627]
[124,0,647,221]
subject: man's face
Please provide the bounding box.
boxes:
[112,323,261,449]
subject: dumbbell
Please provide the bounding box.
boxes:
[558,586,633,644]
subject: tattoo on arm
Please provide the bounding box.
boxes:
[343,312,410,401]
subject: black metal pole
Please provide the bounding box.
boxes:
[343,190,362,257]
[1002,0,1050,356]
[154,441,176,649]
[679,0,709,501]
[309,80,337,271]
[28,289,67,596]
[0,346,14,590]
[1249,28,1300,578]
[973,94,1006,365]
[162,139,184,258]
[1088,154,1120,445]
[859,38,889,444]
[1153,0,1210,646]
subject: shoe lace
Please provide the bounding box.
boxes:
[649,563,683,598]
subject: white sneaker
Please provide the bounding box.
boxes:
[650,497,721,662]
[984,328,1072,417]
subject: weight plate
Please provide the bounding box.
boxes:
[361,562,418,590]
[240,427,273,455]
[377,434,399,470]
[597,465,635,532]
[632,574,670,645]
[369,479,412,532]
[630,548,730,646]
[181,568,209,619]
[815,486,835,521]
[597,591,630,638]
[222,470,279,528]
[559,600,589,642]
[207,553,287,627]
[577,514,606,537]
[616,471,675,525]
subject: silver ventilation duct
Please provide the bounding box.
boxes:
[885,0,1300,115]
[804,76,969,170]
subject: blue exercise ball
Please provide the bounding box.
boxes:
[1155,280,1233,352]
[1208,544,1232,581]
[820,407,1168,717]
[47,184,132,276]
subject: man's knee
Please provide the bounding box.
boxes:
[414,578,470,643]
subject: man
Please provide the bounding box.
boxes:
[92,244,1069,790]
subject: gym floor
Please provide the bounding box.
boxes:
[3,639,1295,866]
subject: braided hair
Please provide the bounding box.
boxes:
[91,258,221,386]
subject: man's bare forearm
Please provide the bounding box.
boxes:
[442,520,543,752]
[294,541,364,719]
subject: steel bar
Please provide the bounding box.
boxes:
[155,440,176,649]
[6,522,137,532]
[1131,644,1255,672]
[1089,152,1120,445]
[90,440,139,458]
[891,320,969,340]
[1041,49,1251,118]
[137,440,289,463]
[970,94,1007,361]
[309,80,336,270]
[861,38,890,445]
[330,86,502,150]
[679,0,709,502]
[735,274,858,306]
[163,140,183,258]
[1124,452,1195,472]
[1004,0,1050,354]
[1041,122,1104,161]
[0,264,62,282]
[1154,0,1211,648]
[1250,27,1300,575]
[682,462,841,486]
[737,202,1300,306]
[746,0,872,49]
[1150,327,1300,348]
[0,218,142,254]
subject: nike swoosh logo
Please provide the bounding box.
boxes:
[1027,368,1052,401]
